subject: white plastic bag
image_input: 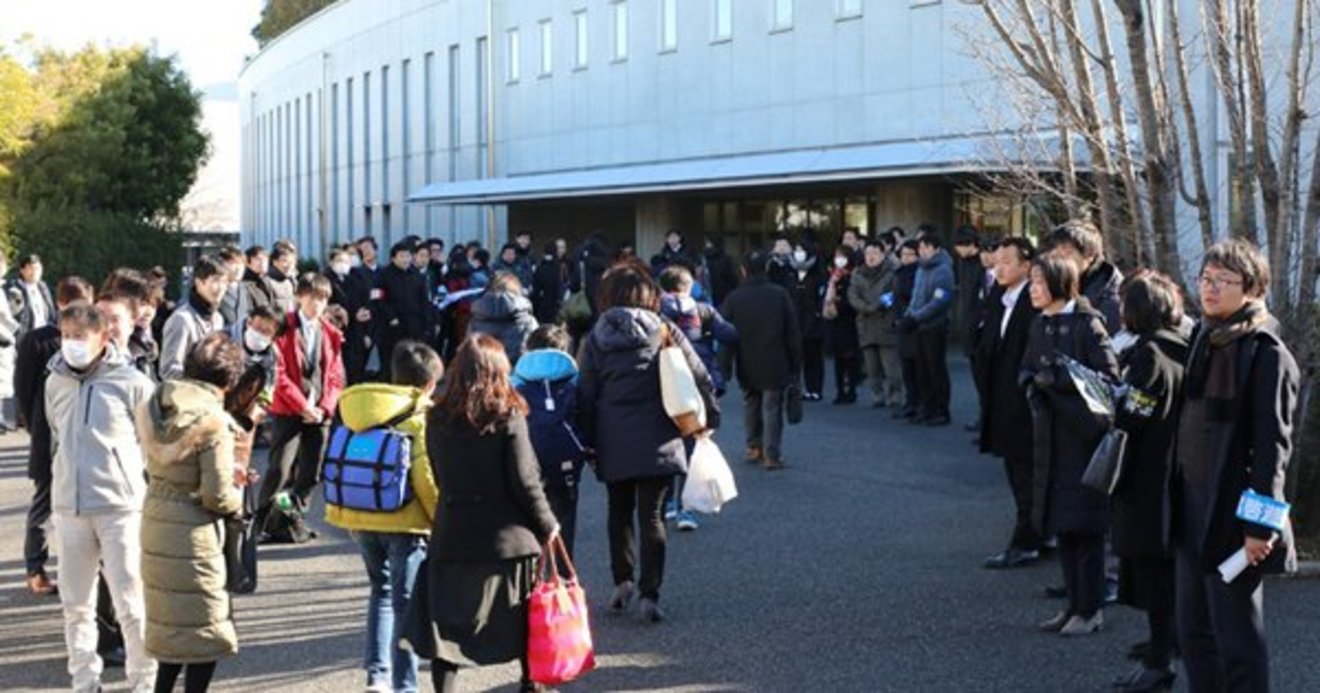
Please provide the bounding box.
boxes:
[682,437,738,514]
[659,343,706,436]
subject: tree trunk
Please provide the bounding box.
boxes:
[1093,0,1149,267]
[1168,0,1216,252]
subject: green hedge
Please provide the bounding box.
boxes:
[9,206,184,287]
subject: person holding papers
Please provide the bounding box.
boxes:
[1173,240,1299,693]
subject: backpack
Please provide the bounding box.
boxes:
[322,406,417,512]
[520,377,586,489]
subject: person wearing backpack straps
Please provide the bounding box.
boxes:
[326,341,441,693]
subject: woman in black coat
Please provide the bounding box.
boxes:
[788,241,827,400]
[823,246,860,404]
[417,334,560,693]
[1020,253,1118,637]
[893,240,921,418]
[577,265,719,623]
[1104,271,1189,691]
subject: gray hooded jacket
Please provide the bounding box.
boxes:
[46,345,156,514]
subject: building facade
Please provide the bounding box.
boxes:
[239,0,1293,266]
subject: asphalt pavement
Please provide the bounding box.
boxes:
[2,362,1319,691]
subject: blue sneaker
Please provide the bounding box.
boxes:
[664,499,679,522]
[676,510,699,532]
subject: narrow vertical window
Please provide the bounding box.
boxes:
[713,0,732,41]
[539,20,553,76]
[574,10,589,69]
[507,28,521,82]
[660,0,677,52]
[612,2,628,61]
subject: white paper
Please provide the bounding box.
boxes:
[1219,548,1250,584]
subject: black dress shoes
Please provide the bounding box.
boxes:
[983,548,1041,569]
[1112,664,1176,692]
[1043,584,1068,599]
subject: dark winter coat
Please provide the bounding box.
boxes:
[469,290,539,364]
[374,264,433,342]
[425,412,560,562]
[530,256,569,324]
[325,268,351,310]
[720,277,803,392]
[576,308,720,484]
[847,256,900,348]
[953,255,987,343]
[893,263,919,359]
[659,293,738,394]
[825,271,860,357]
[1020,298,1119,536]
[650,245,697,277]
[15,324,60,480]
[1081,260,1123,336]
[1111,330,1188,559]
[767,255,796,294]
[513,349,586,491]
[977,283,1038,462]
[1174,316,1299,575]
[789,263,827,341]
[908,249,955,332]
[701,245,739,308]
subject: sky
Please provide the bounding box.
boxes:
[5,0,267,230]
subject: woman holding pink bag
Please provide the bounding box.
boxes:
[412,334,560,693]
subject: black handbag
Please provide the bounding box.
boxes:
[1081,428,1128,495]
[785,383,804,425]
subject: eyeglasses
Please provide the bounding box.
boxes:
[1198,274,1244,292]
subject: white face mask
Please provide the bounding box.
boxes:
[244,328,271,353]
[793,250,808,263]
[62,339,96,369]
[834,256,849,269]
[331,261,351,276]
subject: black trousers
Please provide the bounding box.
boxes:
[432,657,532,693]
[1176,546,1269,692]
[1002,456,1040,551]
[1124,557,1176,670]
[833,351,858,399]
[545,485,579,559]
[913,329,950,417]
[801,338,824,395]
[24,474,52,575]
[258,416,329,513]
[607,477,670,601]
[1058,531,1106,619]
[900,356,919,411]
[97,572,123,654]
[155,661,217,693]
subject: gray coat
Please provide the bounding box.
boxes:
[0,291,19,398]
[468,290,539,364]
[46,346,156,515]
[847,256,899,348]
[907,249,955,332]
[159,298,223,381]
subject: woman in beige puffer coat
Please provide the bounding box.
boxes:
[135,333,251,692]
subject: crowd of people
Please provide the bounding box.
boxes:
[6,216,1300,693]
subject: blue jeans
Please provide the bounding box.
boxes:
[356,531,427,692]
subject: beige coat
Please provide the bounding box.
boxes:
[136,379,243,664]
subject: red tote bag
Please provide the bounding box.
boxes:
[527,536,597,686]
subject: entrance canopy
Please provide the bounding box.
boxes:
[408,133,1062,206]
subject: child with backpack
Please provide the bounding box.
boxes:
[324,341,441,693]
[512,324,588,556]
[658,265,738,531]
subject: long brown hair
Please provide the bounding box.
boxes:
[435,334,528,434]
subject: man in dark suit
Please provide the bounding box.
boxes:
[1174,240,1299,692]
[977,238,1043,569]
[720,250,802,471]
[6,254,55,338]
[346,236,381,383]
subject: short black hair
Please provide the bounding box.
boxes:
[390,240,416,258]
[1201,238,1271,298]
[55,276,95,307]
[953,226,980,248]
[997,237,1036,264]
[915,223,937,238]
[270,243,296,262]
[328,247,348,262]
[900,239,920,253]
[247,304,280,326]
[59,301,104,333]
[743,249,769,277]
[217,245,244,263]
[18,254,41,269]
[515,229,532,239]
[526,324,571,353]
[428,237,446,249]
[1032,252,1081,302]
[917,234,944,250]
[356,236,378,250]
[1049,220,1105,260]
[391,340,444,388]
[184,332,247,390]
[1121,270,1185,336]
[296,272,332,299]
[245,245,268,260]
[877,231,899,250]
[864,237,885,251]
[193,256,226,282]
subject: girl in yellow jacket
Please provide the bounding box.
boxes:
[325,341,441,693]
